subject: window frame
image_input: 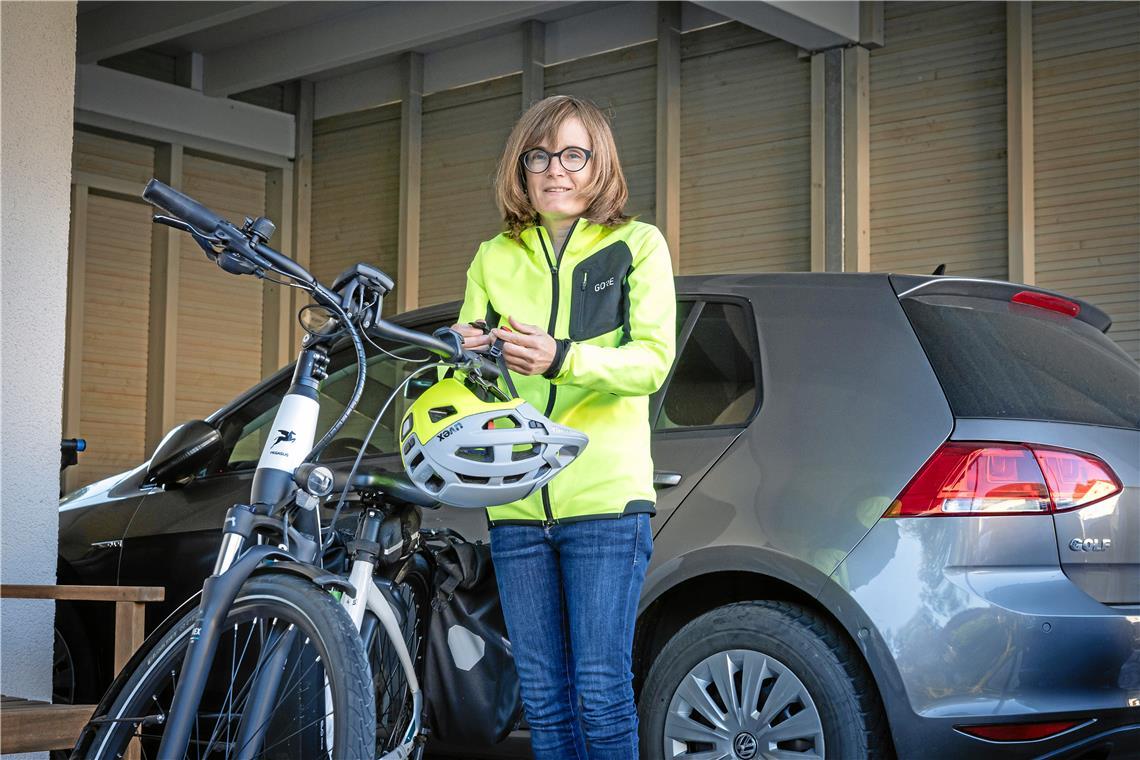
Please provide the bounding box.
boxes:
[650,294,763,435]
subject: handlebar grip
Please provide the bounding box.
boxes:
[142,179,225,234]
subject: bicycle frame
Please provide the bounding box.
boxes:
[155,343,327,757]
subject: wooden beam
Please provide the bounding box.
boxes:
[0,584,164,603]
[262,167,295,376]
[70,170,141,200]
[843,45,870,273]
[145,144,183,453]
[656,2,681,271]
[810,54,826,272]
[291,80,315,350]
[522,20,546,109]
[397,53,424,314]
[77,2,286,64]
[1007,1,1035,286]
[63,184,89,495]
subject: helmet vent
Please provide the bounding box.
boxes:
[457,446,494,463]
[503,473,524,484]
[510,443,541,461]
[457,474,491,484]
[401,416,413,439]
[486,415,519,430]
[425,474,444,492]
[428,405,458,423]
[409,452,424,470]
[402,438,415,456]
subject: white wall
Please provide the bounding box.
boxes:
[0,4,78,756]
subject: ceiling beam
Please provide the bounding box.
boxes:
[77,2,286,64]
[203,1,564,97]
[75,64,294,162]
[691,0,860,50]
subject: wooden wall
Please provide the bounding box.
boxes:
[869,2,1009,279]
[1033,1,1139,358]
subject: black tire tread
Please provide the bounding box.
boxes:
[87,575,375,759]
[642,600,892,759]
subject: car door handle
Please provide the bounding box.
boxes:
[653,471,682,488]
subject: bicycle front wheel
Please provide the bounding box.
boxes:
[81,574,375,760]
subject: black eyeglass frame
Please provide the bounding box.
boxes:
[519,146,594,173]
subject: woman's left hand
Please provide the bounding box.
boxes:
[492,316,556,376]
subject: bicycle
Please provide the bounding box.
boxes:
[70,178,502,760]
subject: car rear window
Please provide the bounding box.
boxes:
[901,294,1139,429]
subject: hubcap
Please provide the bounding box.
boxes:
[664,649,824,759]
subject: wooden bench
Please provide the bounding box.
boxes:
[0,584,164,756]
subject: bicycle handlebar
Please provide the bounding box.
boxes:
[141,178,495,375]
[143,179,225,237]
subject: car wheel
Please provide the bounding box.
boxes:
[639,600,891,759]
[53,602,98,705]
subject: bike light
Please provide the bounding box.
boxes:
[1011,290,1080,317]
[306,465,335,498]
[956,719,1084,742]
[885,442,1121,517]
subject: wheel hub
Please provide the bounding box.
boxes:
[733,731,758,759]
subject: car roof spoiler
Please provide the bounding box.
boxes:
[888,274,1112,333]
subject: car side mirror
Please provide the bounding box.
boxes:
[145,420,222,488]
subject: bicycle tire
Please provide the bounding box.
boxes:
[80,574,375,760]
[370,565,431,754]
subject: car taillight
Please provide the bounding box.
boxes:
[1011,290,1081,317]
[956,719,1085,742]
[885,442,1122,517]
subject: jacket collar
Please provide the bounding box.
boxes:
[518,218,607,261]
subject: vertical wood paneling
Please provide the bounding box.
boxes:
[418,76,520,307]
[680,24,811,274]
[869,2,1008,278]
[77,195,152,486]
[545,43,657,223]
[311,107,401,314]
[1033,1,1140,359]
[175,154,266,422]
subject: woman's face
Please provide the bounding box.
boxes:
[524,116,594,225]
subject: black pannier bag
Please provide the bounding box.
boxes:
[424,536,523,746]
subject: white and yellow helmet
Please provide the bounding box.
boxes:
[399,377,587,508]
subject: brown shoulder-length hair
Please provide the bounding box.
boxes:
[494,95,630,239]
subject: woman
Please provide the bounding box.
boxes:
[451,94,676,759]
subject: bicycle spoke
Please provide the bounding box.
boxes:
[230,641,328,758]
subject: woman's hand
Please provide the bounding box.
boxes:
[492,316,557,376]
[450,321,493,352]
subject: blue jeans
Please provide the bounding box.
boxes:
[490,513,653,760]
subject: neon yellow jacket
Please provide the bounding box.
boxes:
[458,219,676,525]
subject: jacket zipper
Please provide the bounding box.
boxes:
[536,220,578,524]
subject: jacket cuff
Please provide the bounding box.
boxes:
[543,338,572,379]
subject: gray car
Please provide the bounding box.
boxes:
[58,273,1139,759]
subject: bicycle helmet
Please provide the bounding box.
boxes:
[399,377,587,508]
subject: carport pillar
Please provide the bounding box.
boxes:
[522,20,545,109]
[656,1,682,271]
[1007,2,1035,286]
[146,144,184,454]
[397,52,423,313]
[810,47,870,274]
[810,3,878,274]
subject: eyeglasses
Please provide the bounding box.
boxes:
[520,146,593,174]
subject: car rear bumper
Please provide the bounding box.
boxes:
[826,517,1140,759]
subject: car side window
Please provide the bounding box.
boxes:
[653,301,760,430]
[222,319,454,471]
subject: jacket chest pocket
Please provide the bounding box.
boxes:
[568,242,632,342]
